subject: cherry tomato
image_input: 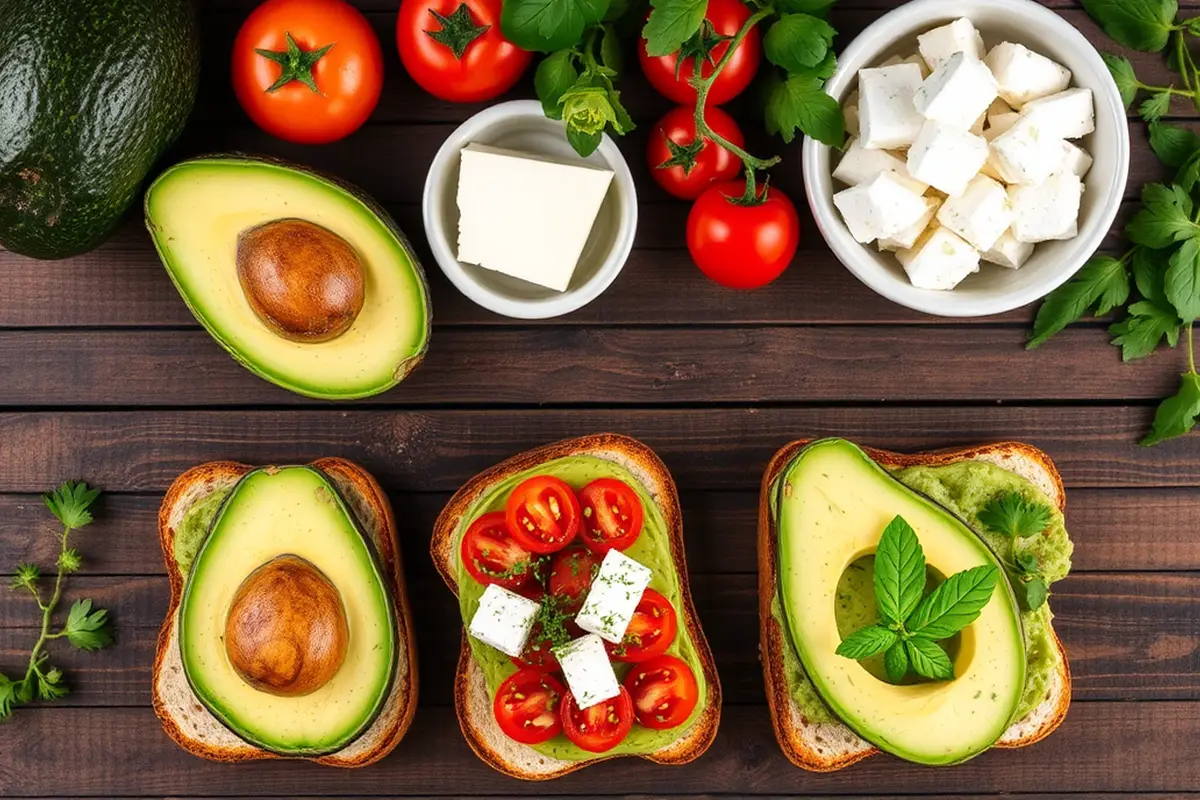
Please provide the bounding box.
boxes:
[232,0,383,144]
[547,546,602,603]
[687,181,800,289]
[560,686,635,753]
[638,0,761,106]
[624,655,699,730]
[493,668,565,744]
[460,511,535,590]
[397,0,532,103]
[647,106,745,200]
[505,476,581,554]
[606,588,678,662]
[577,478,645,553]
[510,590,581,672]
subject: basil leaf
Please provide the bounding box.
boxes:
[763,13,836,72]
[643,0,708,57]
[1082,0,1178,52]
[502,0,610,52]
[1149,122,1200,168]
[566,126,603,157]
[883,641,909,684]
[776,0,837,16]
[1103,53,1138,108]
[1028,255,1131,347]
[834,625,899,660]
[905,638,955,681]
[1109,300,1182,360]
[535,51,580,119]
[1142,372,1200,445]
[764,73,844,146]
[600,24,624,72]
[1166,237,1200,322]
[873,515,926,625]
[906,565,999,641]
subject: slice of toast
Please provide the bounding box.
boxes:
[152,458,418,767]
[758,440,1072,772]
[431,434,722,780]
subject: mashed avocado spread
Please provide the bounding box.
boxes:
[174,489,232,574]
[454,455,708,761]
[772,459,1073,725]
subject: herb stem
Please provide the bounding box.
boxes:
[22,524,69,686]
[1188,323,1197,375]
[1178,32,1193,93]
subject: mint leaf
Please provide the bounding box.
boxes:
[905,638,955,681]
[765,74,844,146]
[1126,183,1197,248]
[873,515,926,625]
[1082,0,1178,52]
[64,599,114,651]
[1167,237,1200,322]
[1021,577,1050,612]
[835,624,899,660]
[1104,53,1138,108]
[535,51,579,119]
[1150,122,1200,168]
[501,0,609,52]
[1029,255,1131,347]
[1110,300,1182,360]
[643,0,708,57]
[906,565,999,640]
[1142,371,1200,445]
[763,13,836,72]
[883,642,908,683]
[43,481,101,530]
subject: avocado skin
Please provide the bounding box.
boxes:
[0,0,200,259]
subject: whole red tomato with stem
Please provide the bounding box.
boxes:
[647,105,745,200]
[638,0,761,106]
[232,0,383,144]
[687,180,800,289]
[397,0,532,103]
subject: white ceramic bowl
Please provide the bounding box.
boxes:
[422,100,638,320]
[802,0,1130,317]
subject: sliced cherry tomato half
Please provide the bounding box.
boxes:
[578,478,645,553]
[493,668,565,744]
[606,588,678,662]
[624,654,699,730]
[505,476,581,554]
[547,546,603,603]
[510,590,582,672]
[460,511,534,590]
[560,686,635,753]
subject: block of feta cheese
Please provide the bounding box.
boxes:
[833,138,928,194]
[984,110,1021,140]
[1057,140,1093,177]
[982,229,1036,269]
[985,43,1072,108]
[469,583,540,658]
[988,118,1066,185]
[918,18,985,72]
[936,174,1013,251]
[553,634,621,710]
[906,120,989,196]
[913,52,999,131]
[879,197,941,251]
[575,548,652,644]
[456,143,614,292]
[1008,172,1083,243]
[897,226,982,290]
[833,172,931,244]
[1020,88,1095,139]
[858,63,926,150]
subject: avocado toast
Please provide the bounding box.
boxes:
[431,434,721,780]
[153,459,418,766]
[759,439,1073,770]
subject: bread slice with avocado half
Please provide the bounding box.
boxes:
[152,459,418,767]
[759,439,1072,771]
[431,434,722,780]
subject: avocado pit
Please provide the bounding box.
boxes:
[224,554,349,697]
[236,218,365,343]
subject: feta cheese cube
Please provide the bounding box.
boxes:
[906,120,989,196]
[469,584,540,658]
[936,174,1013,251]
[988,118,1066,185]
[1008,172,1083,243]
[575,549,652,643]
[971,113,987,136]
[982,229,1035,269]
[898,227,981,290]
[988,98,1014,117]
[1020,88,1095,139]
[1056,140,1093,177]
[553,634,621,710]
[858,63,926,150]
[879,197,941,251]
[833,172,931,244]
[979,156,1005,182]
[833,138,928,193]
[984,111,1021,140]
[918,18,985,72]
[914,52,999,131]
[985,43,1072,108]
[844,90,860,138]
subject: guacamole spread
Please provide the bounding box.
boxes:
[454,455,707,761]
[174,488,232,574]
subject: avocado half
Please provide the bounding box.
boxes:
[145,156,431,399]
[774,439,1026,766]
[178,465,397,756]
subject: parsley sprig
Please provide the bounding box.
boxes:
[978,492,1054,611]
[835,516,999,683]
[1,482,113,720]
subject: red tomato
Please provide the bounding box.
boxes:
[577,478,645,553]
[505,476,581,554]
[647,106,745,200]
[460,512,534,590]
[687,181,800,289]
[397,0,532,103]
[624,655,699,730]
[494,668,565,744]
[606,588,678,662]
[547,546,602,603]
[511,591,581,671]
[560,686,635,753]
[638,0,761,105]
[232,0,383,144]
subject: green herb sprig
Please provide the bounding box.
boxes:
[835,516,999,683]
[978,492,1054,611]
[1,482,113,720]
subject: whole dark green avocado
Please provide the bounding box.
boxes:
[0,0,200,259]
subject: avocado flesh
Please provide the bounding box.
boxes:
[145,157,431,399]
[776,439,1026,766]
[179,466,396,756]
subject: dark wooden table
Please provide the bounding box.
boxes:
[2,0,1199,797]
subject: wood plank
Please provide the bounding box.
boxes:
[1,703,1198,795]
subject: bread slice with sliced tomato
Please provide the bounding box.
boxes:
[431,434,721,780]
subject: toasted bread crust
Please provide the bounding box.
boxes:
[758,439,1072,771]
[431,434,721,781]
[152,459,417,767]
